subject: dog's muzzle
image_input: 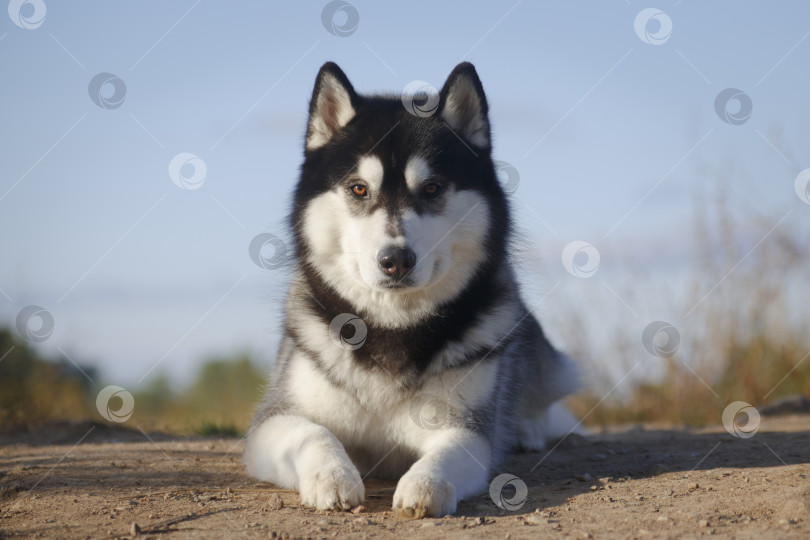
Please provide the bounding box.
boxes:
[378,247,416,280]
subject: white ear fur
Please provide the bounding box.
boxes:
[441,72,490,149]
[306,72,356,150]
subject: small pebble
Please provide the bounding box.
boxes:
[699,519,709,527]
[524,515,546,525]
[266,493,284,511]
[130,522,141,535]
[574,473,593,482]
[351,505,366,514]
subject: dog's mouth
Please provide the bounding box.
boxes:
[380,279,415,291]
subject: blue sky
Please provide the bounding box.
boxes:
[1,1,808,388]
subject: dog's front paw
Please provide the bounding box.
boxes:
[300,463,364,511]
[393,470,456,518]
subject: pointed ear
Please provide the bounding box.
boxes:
[306,62,359,150]
[438,63,491,150]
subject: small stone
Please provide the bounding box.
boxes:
[130,522,141,535]
[524,515,546,525]
[266,493,284,510]
[351,505,366,514]
[688,482,699,491]
[574,473,593,482]
[699,519,709,527]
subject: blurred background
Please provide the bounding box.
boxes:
[1,1,808,434]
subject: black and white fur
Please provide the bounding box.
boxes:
[244,62,578,518]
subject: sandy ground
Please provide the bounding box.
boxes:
[1,416,808,539]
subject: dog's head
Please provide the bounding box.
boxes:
[292,62,509,325]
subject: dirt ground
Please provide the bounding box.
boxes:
[1,415,808,540]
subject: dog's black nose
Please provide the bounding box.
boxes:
[378,247,416,279]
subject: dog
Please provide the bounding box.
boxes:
[244,61,579,518]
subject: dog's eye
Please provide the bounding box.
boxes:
[351,184,368,198]
[421,182,442,198]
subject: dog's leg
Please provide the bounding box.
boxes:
[392,427,490,518]
[244,414,364,510]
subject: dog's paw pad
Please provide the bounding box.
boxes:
[300,464,364,511]
[393,472,456,518]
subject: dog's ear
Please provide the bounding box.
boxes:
[438,63,491,150]
[306,62,359,150]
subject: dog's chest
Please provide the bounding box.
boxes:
[285,348,501,449]
[286,350,414,442]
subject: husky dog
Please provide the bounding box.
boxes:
[244,62,578,518]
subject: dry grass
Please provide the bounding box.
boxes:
[568,179,809,426]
